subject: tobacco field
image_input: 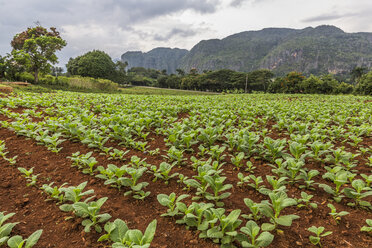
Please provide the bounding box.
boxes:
[0,91,371,248]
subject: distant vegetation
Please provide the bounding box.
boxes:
[119,86,218,95]
[0,24,371,95]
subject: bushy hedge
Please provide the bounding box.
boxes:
[267,72,360,95]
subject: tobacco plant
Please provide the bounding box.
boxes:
[247,175,265,192]
[201,208,242,247]
[204,175,232,207]
[96,164,128,191]
[297,192,317,209]
[259,175,288,195]
[318,169,348,202]
[360,219,372,234]
[327,203,349,224]
[299,169,320,190]
[41,182,68,204]
[163,146,186,166]
[259,191,299,232]
[73,197,112,233]
[286,141,310,162]
[343,179,372,208]
[0,211,18,245]
[208,145,227,162]
[309,141,332,162]
[237,220,274,248]
[157,192,189,217]
[7,230,43,248]
[307,226,332,247]
[59,181,95,212]
[98,218,157,248]
[175,202,214,230]
[108,148,129,161]
[242,198,262,221]
[230,152,245,169]
[68,151,98,175]
[237,173,250,187]
[244,161,256,174]
[122,167,150,200]
[18,167,39,187]
[262,137,287,162]
[150,162,179,185]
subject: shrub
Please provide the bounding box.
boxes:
[334,82,354,94]
[38,75,55,85]
[18,72,35,83]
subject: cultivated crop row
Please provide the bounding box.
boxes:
[0,92,371,247]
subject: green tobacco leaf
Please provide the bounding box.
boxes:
[0,236,9,245]
[59,204,74,212]
[25,229,43,248]
[7,235,25,248]
[276,215,299,226]
[309,235,320,245]
[0,222,18,239]
[82,219,93,233]
[0,212,16,226]
[125,229,143,245]
[207,227,224,239]
[261,223,275,232]
[111,219,129,242]
[142,219,157,244]
[256,231,274,247]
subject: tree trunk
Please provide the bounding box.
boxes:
[34,68,39,83]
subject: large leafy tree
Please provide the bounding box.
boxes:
[11,26,66,83]
[248,69,274,92]
[66,50,116,80]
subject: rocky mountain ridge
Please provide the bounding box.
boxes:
[121,25,372,75]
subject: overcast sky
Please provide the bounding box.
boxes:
[1,0,372,67]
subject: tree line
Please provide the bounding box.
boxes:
[0,25,371,95]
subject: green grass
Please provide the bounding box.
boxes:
[9,84,219,95]
[119,86,219,95]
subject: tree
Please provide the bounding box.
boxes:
[319,74,338,94]
[0,55,6,80]
[355,70,372,95]
[282,71,305,93]
[189,68,198,75]
[351,66,367,84]
[176,68,185,76]
[299,75,323,94]
[66,50,116,80]
[112,61,128,83]
[51,66,64,77]
[248,69,274,92]
[11,25,66,83]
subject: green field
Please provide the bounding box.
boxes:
[0,91,371,248]
[119,86,219,95]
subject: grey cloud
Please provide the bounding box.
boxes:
[0,0,222,65]
[154,28,198,41]
[302,12,357,23]
[230,0,272,7]
[230,0,246,7]
[0,0,221,29]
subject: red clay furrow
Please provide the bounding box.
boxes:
[0,125,219,248]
